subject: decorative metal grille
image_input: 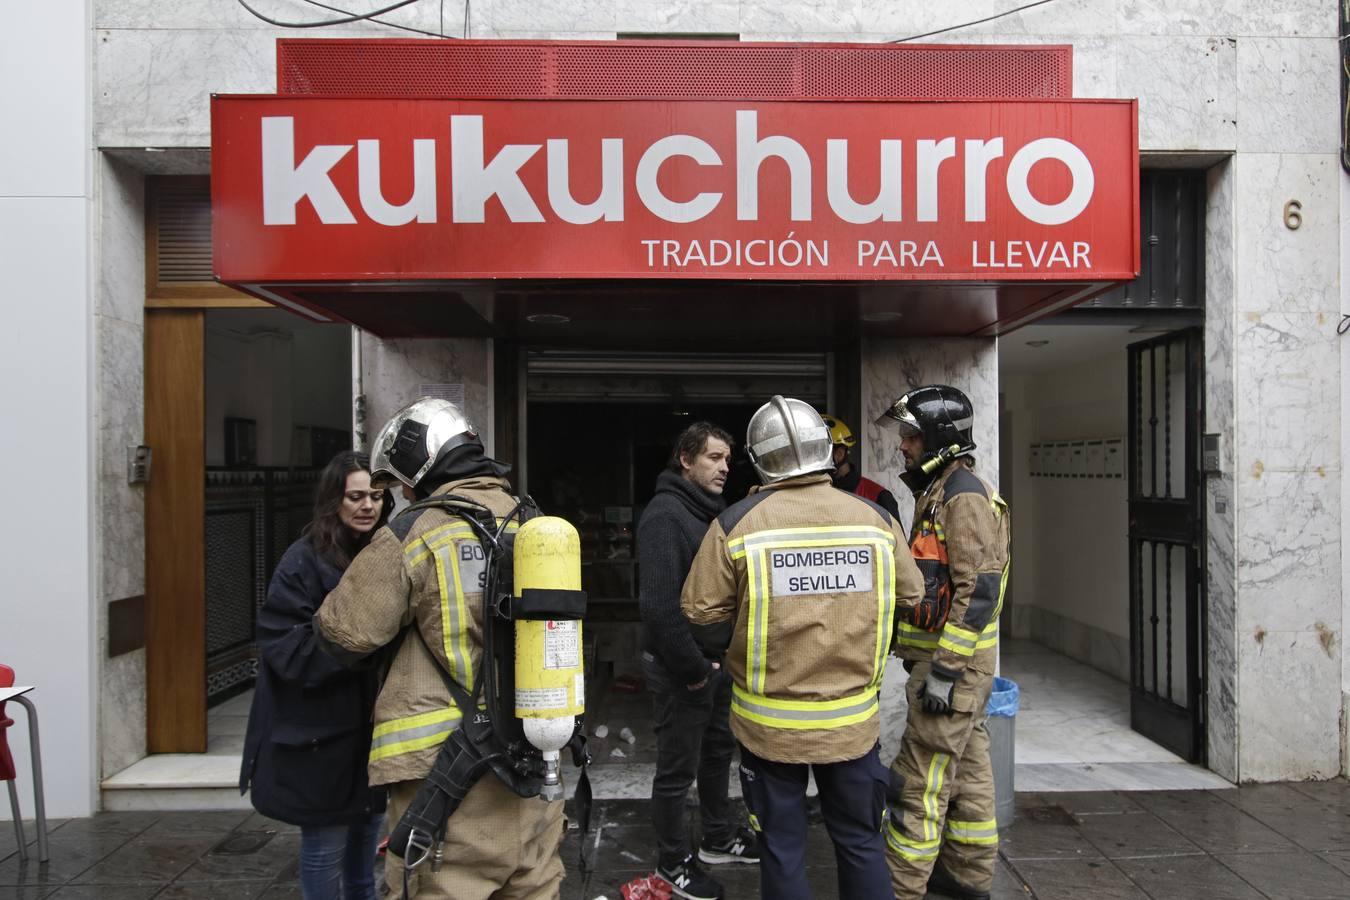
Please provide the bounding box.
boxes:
[205,467,320,705]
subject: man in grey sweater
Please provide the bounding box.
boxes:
[639,422,759,900]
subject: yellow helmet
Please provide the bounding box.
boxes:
[821,414,856,448]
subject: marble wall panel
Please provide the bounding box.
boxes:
[859,336,999,527]
[612,0,738,34]
[1204,158,1238,783]
[1234,468,1340,634]
[97,159,144,325]
[738,1,865,36]
[360,335,493,457]
[95,27,277,147]
[100,650,146,778]
[96,0,448,34]
[97,316,146,604]
[1237,627,1342,781]
[1234,155,1341,314]
[1235,312,1340,470]
[1117,0,1335,38]
[1236,38,1340,154]
[1115,36,1237,151]
[488,0,617,33]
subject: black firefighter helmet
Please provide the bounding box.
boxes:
[876,384,977,472]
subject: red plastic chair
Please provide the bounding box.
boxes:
[0,665,15,782]
[2,664,32,861]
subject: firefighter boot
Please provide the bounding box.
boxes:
[926,862,991,900]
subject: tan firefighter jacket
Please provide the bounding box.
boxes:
[681,473,924,765]
[893,460,1010,707]
[314,476,522,787]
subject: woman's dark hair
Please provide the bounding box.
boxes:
[666,421,735,474]
[306,450,394,569]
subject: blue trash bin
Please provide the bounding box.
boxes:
[986,676,1019,830]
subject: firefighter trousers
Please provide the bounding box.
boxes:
[885,664,997,900]
[383,772,566,899]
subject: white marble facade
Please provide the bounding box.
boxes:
[860,336,999,528]
[87,0,1346,788]
[359,334,493,458]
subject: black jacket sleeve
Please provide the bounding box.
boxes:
[638,508,715,686]
[877,489,901,525]
[258,541,348,688]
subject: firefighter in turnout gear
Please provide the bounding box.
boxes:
[821,414,901,521]
[876,385,1010,900]
[681,396,925,900]
[314,398,566,899]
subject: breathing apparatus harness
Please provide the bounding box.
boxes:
[384,493,592,897]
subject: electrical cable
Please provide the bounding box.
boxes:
[296,0,453,38]
[890,0,1058,43]
[235,0,424,29]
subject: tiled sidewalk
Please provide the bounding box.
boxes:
[4,782,1350,898]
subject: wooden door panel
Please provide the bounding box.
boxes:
[145,309,206,752]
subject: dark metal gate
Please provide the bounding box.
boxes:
[1127,328,1206,763]
[205,467,319,705]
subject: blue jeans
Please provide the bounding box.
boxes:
[299,812,385,900]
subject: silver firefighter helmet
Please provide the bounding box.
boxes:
[368,397,480,490]
[745,395,834,484]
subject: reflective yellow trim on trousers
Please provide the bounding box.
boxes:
[945,818,1000,846]
[731,684,879,730]
[921,752,951,840]
[369,707,462,762]
[885,822,942,861]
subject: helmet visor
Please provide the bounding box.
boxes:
[875,396,922,437]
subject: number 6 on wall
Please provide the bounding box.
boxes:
[1284,200,1303,230]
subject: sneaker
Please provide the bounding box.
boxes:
[697,826,761,865]
[655,854,724,900]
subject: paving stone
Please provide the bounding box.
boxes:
[154,881,272,899]
[173,834,300,884]
[43,887,162,899]
[0,831,132,887]
[1075,811,1204,859]
[1216,850,1350,900]
[997,811,1101,862]
[1114,854,1265,899]
[1129,789,1296,854]
[70,836,215,886]
[1008,858,1147,900]
[138,812,253,838]
[256,884,302,898]
[1215,784,1350,852]
[1048,792,1145,816]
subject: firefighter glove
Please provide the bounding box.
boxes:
[911,592,951,631]
[918,672,955,714]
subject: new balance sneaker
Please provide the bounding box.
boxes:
[655,854,724,900]
[697,826,761,865]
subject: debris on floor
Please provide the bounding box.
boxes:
[620,873,673,899]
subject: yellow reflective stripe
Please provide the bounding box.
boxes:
[369,707,461,762]
[921,753,950,840]
[748,814,762,833]
[871,544,896,688]
[406,520,519,568]
[432,544,474,688]
[885,822,942,860]
[730,524,897,551]
[945,818,999,845]
[731,685,878,730]
[896,622,940,648]
[745,548,770,695]
[938,634,978,657]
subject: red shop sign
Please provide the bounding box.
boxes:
[211,97,1138,283]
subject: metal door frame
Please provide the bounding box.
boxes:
[1126,327,1206,764]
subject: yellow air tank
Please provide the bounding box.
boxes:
[513,516,585,801]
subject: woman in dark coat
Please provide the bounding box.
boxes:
[241,451,394,900]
